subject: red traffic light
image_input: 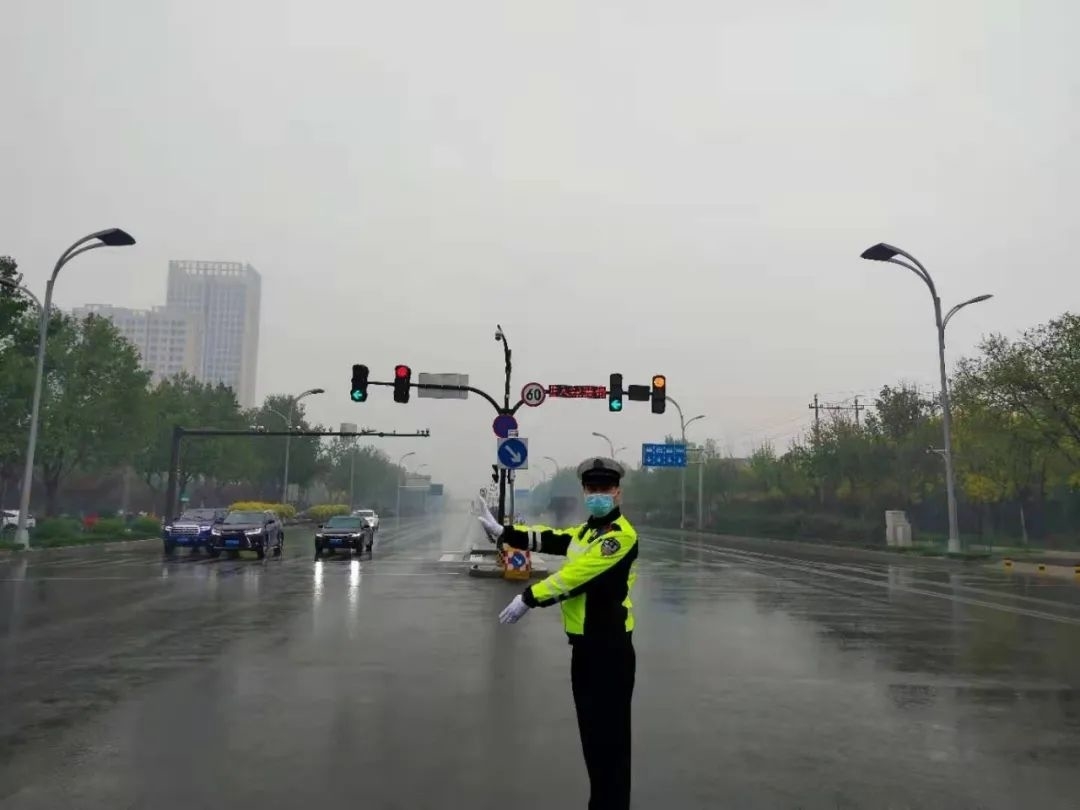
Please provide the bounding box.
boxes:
[393,364,412,403]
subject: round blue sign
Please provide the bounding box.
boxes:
[493,414,518,438]
[510,552,526,568]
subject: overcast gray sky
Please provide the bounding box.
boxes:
[3,0,1077,496]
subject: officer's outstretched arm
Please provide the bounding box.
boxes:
[500,524,577,556]
[524,528,637,607]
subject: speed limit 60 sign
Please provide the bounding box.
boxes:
[521,382,546,407]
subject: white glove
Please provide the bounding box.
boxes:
[498,594,530,624]
[476,499,503,539]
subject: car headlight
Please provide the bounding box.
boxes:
[245,529,262,536]
[199,525,211,532]
[211,528,222,536]
[350,533,362,539]
[164,525,173,533]
[315,533,324,539]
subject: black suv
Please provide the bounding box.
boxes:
[315,515,374,559]
[208,510,285,560]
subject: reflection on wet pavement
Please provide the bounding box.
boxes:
[1,518,1079,808]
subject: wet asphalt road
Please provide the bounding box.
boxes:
[2,517,1080,809]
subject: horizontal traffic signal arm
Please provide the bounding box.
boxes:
[173,428,431,438]
[363,378,505,414]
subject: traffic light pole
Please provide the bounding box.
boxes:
[495,325,513,529]
[163,427,431,523]
[364,377,527,527]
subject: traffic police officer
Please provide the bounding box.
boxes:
[477,457,637,810]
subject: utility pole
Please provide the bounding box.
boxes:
[697,446,705,530]
[808,394,821,442]
[819,398,867,425]
[809,394,823,506]
[349,441,357,510]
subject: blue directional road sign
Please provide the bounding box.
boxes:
[493,414,518,439]
[642,443,687,468]
[497,437,529,470]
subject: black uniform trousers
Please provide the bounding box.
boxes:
[570,634,635,810]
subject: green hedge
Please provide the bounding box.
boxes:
[31,518,83,542]
[131,516,163,535]
[88,518,127,537]
[228,501,298,520]
[303,504,350,522]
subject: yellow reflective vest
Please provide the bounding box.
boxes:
[503,511,637,641]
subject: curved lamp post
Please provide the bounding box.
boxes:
[13,229,135,548]
[861,242,992,553]
[591,431,616,458]
[668,396,706,529]
[281,388,325,502]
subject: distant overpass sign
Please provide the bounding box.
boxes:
[642,443,687,468]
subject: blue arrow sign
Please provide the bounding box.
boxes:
[497,437,529,470]
[642,443,687,468]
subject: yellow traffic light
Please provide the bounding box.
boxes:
[651,374,666,414]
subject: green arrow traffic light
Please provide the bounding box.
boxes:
[351,389,365,402]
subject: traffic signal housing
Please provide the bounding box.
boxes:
[393,364,412,403]
[651,374,666,414]
[350,364,369,402]
[608,373,624,412]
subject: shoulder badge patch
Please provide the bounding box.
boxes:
[600,537,621,556]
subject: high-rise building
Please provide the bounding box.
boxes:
[166,261,261,408]
[72,304,203,384]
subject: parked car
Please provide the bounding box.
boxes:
[161,508,227,555]
[351,508,380,531]
[315,515,374,559]
[1,510,36,535]
[208,510,285,560]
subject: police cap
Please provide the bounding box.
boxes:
[576,456,625,487]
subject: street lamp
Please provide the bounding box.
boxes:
[12,228,135,549]
[861,242,992,554]
[591,431,616,458]
[0,277,43,311]
[396,451,416,524]
[281,387,325,502]
[665,397,708,533]
[542,456,560,476]
[668,396,705,530]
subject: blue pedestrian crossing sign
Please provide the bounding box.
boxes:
[497,437,529,470]
[642,443,687,468]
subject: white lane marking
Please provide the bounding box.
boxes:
[647,533,1080,613]
[0,570,465,583]
[0,576,141,581]
[645,535,1080,627]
